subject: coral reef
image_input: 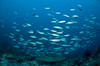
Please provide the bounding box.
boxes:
[0,48,100,66]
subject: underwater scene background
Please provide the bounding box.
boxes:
[0,0,100,66]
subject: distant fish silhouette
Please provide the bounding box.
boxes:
[78,8,82,11]
[32,14,37,16]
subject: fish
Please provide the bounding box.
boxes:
[26,23,32,27]
[66,22,74,24]
[50,39,61,42]
[58,20,66,23]
[28,30,34,34]
[51,33,60,37]
[72,15,79,18]
[70,9,75,11]
[44,7,50,10]
[32,14,37,16]
[32,14,39,17]
[78,8,82,11]
[4,6,99,56]
[30,36,37,38]
[63,14,70,18]
[53,26,62,29]
[55,12,61,14]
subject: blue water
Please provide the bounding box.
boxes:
[0,0,100,56]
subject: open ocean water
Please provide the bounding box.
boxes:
[0,0,100,66]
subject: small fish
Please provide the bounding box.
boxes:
[28,30,34,34]
[53,26,62,29]
[70,9,75,11]
[66,22,73,24]
[55,12,61,14]
[44,7,50,10]
[30,36,37,38]
[50,39,60,42]
[72,15,79,18]
[63,14,70,18]
[26,23,31,27]
[78,8,82,11]
[58,20,66,23]
[32,14,37,16]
